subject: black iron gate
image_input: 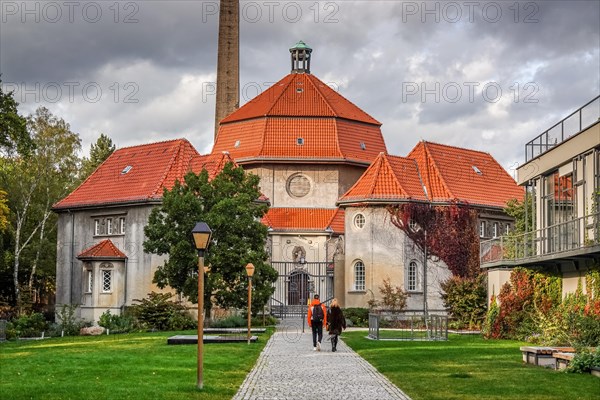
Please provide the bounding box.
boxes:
[270,262,333,318]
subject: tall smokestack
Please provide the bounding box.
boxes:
[214,0,239,139]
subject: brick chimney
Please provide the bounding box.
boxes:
[214,0,239,139]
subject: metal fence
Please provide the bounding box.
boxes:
[368,313,448,341]
[269,261,333,318]
[525,95,599,162]
[480,212,600,265]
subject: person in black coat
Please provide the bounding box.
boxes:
[326,298,346,352]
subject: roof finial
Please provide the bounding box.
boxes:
[289,40,312,74]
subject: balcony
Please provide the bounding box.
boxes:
[480,212,600,268]
[525,95,600,162]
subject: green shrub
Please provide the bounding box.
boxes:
[55,304,89,336]
[343,308,369,327]
[209,315,246,328]
[98,310,139,333]
[441,274,487,330]
[130,292,196,331]
[251,315,278,327]
[7,312,48,338]
[567,348,600,374]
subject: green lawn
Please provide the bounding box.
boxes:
[0,329,273,400]
[343,332,599,400]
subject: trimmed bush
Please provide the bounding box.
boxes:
[343,307,369,327]
[130,292,196,331]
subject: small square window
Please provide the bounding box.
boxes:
[297,138,304,145]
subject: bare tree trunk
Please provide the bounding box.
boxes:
[29,197,51,297]
[12,181,43,313]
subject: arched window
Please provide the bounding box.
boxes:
[407,261,418,292]
[353,261,365,291]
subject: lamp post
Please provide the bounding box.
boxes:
[245,263,255,344]
[192,222,212,390]
[423,230,428,318]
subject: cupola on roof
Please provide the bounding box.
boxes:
[212,42,387,165]
[290,40,312,74]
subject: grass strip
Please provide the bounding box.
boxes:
[343,332,599,400]
[0,328,273,400]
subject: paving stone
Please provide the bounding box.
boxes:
[233,319,411,400]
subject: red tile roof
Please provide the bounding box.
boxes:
[262,208,344,233]
[53,140,236,210]
[212,74,387,164]
[77,239,127,260]
[220,74,380,124]
[408,141,524,208]
[338,153,428,203]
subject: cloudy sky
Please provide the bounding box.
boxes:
[1,0,599,176]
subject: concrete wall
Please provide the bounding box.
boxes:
[55,204,171,322]
[487,268,512,304]
[247,164,366,208]
[342,206,450,312]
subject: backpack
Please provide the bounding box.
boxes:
[312,304,324,322]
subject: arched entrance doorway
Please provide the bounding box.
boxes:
[287,270,310,305]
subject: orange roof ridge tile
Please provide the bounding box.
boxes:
[305,74,338,119]
[386,155,417,198]
[411,157,430,201]
[365,153,385,197]
[263,74,296,117]
[151,140,190,198]
[307,75,381,125]
[422,141,455,199]
[420,140,491,155]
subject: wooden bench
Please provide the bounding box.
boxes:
[520,346,576,369]
[553,352,575,370]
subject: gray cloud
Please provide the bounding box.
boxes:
[1,0,598,173]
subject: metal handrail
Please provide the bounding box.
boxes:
[525,95,600,162]
[480,212,599,265]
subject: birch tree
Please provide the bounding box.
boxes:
[1,107,80,311]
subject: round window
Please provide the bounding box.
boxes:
[354,213,365,229]
[286,174,311,198]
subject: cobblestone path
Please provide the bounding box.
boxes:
[232,319,411,400]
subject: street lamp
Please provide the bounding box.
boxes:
[245,263,255,345]
[192,222,212,390]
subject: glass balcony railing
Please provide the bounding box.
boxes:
[480,212,600,266]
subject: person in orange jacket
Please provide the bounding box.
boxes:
[307,294,327,351]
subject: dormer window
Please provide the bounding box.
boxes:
[297,138,304,145]
[296,88,303,93]
[121,165,132,175]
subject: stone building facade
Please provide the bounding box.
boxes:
[54,43,524,321]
